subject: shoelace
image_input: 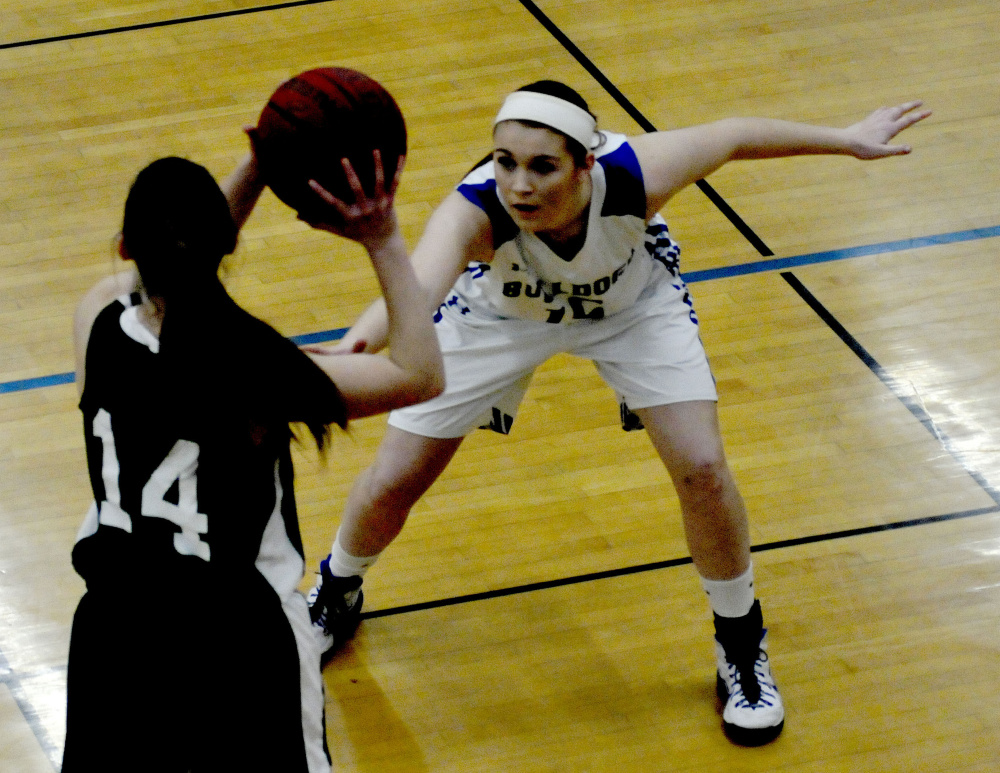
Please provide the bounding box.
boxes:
[728,651,777,708]
[309,571,361,629]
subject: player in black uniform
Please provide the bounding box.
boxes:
[61,153,443,772]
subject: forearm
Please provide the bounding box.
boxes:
[365,230,444,394]
[724,102,928,162]
[220,152,266,231]
[640,102,927,214]
[722,117,856,161]
[345,206,478,353]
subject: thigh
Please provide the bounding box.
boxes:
[389,306,561,438]
[573,269,717,413]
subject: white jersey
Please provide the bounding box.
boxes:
[447,132,681,324]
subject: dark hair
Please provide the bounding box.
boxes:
[122,158,237,298]
[510,80,600,166]
[121,157,347,450]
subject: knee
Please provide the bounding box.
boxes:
[673,455,732,501]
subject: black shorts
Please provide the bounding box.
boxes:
[62,576,329,772]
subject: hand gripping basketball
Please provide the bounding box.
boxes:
[302,150,405,248]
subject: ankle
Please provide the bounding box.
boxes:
[327,529,380,578]
[700,564,755,618]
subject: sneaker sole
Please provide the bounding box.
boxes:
[716,674,785,746]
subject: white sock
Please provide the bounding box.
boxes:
[327,528,380,578]
[700,564,755,618]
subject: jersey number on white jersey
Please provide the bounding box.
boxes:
[92,408,211,561]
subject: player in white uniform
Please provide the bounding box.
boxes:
[306,80,930,745]
[63,152,442,771]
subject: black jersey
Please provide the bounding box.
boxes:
[74,293,306,595]
[66,293,332,773]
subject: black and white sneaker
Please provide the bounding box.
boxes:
[713,601,785,746]
[307,556,364,662]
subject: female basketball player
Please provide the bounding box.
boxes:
[306,81,930,745]
[62,152,442,772]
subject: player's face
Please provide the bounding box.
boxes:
[492,121,593,236]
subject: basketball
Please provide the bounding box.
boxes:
[252,67,407,222]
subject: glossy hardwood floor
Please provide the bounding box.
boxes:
[2,1,998,770]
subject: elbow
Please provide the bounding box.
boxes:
[387,365,446,412]
[416,368,446,403]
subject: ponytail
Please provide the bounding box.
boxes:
[121,157,347,449]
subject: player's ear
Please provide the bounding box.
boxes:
[115,233,129,261]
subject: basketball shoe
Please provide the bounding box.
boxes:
[307,556,364,661]
[713,600,785,745]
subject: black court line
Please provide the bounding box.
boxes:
[0,2,989,759]
[0,0,340,50]
[1,0,773,258]
[782,271,1000,507]
[516,0,774,257]
[360,504,999,619]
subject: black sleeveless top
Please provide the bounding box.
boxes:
[74,294,304,589]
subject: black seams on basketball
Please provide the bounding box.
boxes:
[253,67,407,222]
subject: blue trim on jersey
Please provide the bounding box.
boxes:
[597,143,646,219]
[457,179,519,249]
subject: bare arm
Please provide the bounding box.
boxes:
[633,101,931,217]
[300,154,458,419]
[219,148,265,231]
[73,269,138,396]
[328,189,493,355]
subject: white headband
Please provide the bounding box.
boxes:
[493,91,597,150]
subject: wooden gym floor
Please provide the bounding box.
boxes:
[2,1,999,770]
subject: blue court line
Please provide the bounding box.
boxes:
[2,223,999,396]
[0,372,77,394]
[682,225,1000,283]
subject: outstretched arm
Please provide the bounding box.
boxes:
[633,101,931,217]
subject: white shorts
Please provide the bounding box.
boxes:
[389,266,717,438]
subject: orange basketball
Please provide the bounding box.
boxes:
[253,67,407,222]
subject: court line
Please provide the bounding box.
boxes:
[782,271,1000,508]
[515,0,773,257]
[0,0,340,50]
[3,222,998,396]
[0,0,772,258]
[360,505,999,619]
[0,649,61,772]
[684,225,1000,283]
[2,2,988,765]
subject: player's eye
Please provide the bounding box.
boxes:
[495,156,516,171]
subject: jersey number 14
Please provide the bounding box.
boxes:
[91,408,211,561]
